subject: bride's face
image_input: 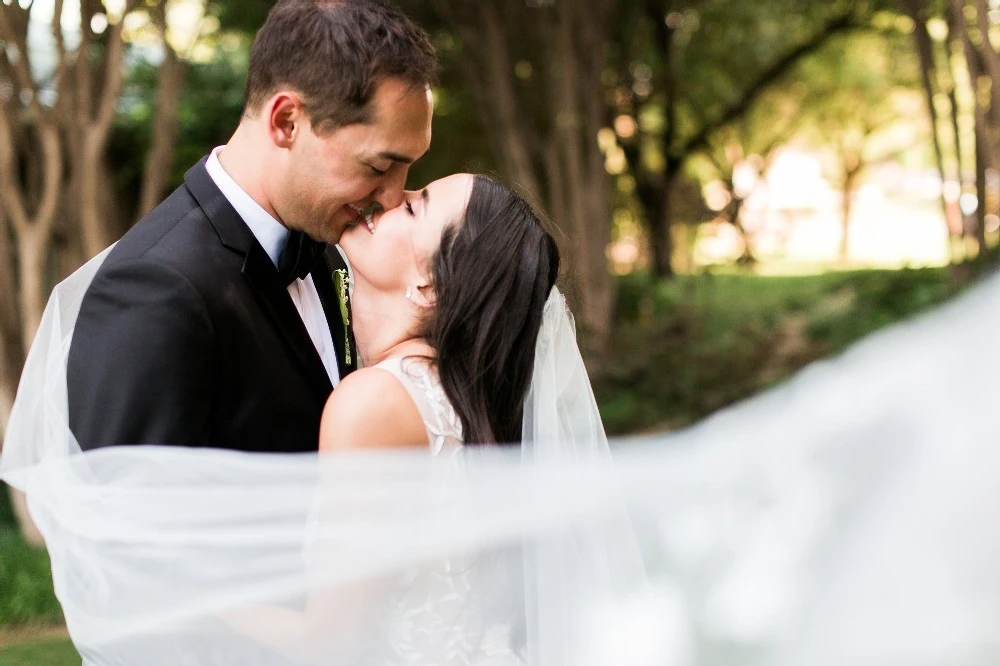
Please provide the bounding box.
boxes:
[340,173,474,296]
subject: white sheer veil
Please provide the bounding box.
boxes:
[3,248,1000,665]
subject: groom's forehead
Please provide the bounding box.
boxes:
[367,89,433,152]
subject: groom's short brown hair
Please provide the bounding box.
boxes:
[244,0,436,132]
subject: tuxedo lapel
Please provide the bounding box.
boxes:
[241,244,334,396]
[184,159,333,398]
[314,247,357,379]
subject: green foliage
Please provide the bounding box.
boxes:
[112,44,251,210]
[0,530,63,626]
[211,0,275,34]
[596,268,957,435]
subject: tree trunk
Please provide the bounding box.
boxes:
[651,172,675,277]
[901,0,958,262]
[945,0,977,246]
[7,224,47,548]
[551,2,600,351]
[475,3,543,204]
[0,207,21,443]
[435,0,616,355]
[137,49,187,218]
[840,166,860,263]
[728,197,755,265]
[79,132,114,258]
[647,1,678,279]
[434,1,545,205]
[79,9,130,258]
[973,0,1000,126]
[974,120,989,258]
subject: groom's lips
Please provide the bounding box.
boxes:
[343,204,366,227]
[344,204,376,234]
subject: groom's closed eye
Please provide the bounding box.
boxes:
[366,161,393,176]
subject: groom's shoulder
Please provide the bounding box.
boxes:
[98,182,230,288]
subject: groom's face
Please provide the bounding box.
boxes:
[276,78,434,244]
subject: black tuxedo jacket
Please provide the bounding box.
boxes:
[67,158,357,453]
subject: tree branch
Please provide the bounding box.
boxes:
[676,10,860,166]
[34,125,62,239]
[137,0,189,217]
[0,96,30,234]
[0,4,45,120]
[49,0,67,99]
[93,5,131,143]
[74,0,93,130]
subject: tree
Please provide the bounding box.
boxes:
[897,0,1000,265]
[795,29,926,262]
[0,0,208,545]
[693,86,805,265]
[613,0,873,277]
[411,0,618,357]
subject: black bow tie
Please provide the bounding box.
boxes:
[277,231,327,286]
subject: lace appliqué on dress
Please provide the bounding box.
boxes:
[377,357,463,455]
[364,359,520,664]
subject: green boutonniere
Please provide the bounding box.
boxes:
[333,268,352,366]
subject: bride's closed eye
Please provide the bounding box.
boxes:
[404,200,414,216]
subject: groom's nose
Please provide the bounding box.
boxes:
[371,167,409,210]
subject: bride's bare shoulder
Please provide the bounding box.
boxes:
[318,366,428,452]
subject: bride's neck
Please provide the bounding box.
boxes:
[349,277,433,366]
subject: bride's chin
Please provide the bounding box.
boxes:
[338,227,363,255]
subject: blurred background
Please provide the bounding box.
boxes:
[1,0,998,661]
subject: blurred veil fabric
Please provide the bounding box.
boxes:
[2,248,1000,665]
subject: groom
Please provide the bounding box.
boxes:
[67,0,435,453]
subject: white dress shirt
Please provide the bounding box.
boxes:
[205,147,341,387]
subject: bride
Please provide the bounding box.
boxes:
[228,174,573,664]
[322,172,558,452]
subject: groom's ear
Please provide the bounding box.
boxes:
[267,92,304,148]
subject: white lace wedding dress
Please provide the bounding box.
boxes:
[355,357,522,665]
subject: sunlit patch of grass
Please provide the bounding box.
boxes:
[0,489,63,627]
[0,636,77,666]
[598,267,959,435]
[0,531,63,627]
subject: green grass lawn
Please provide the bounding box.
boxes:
[0,636,78,666]
[0,486,76,663]
[0,524,63,627]
[596,267,962,434]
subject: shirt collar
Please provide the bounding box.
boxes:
[204,146,288,268]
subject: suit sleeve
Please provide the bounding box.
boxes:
[67,259,216,449]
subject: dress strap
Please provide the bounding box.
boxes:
[373,357,463,454]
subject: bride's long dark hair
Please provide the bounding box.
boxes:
[423,175,560,445]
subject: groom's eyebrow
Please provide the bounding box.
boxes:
[375,151,415,164]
